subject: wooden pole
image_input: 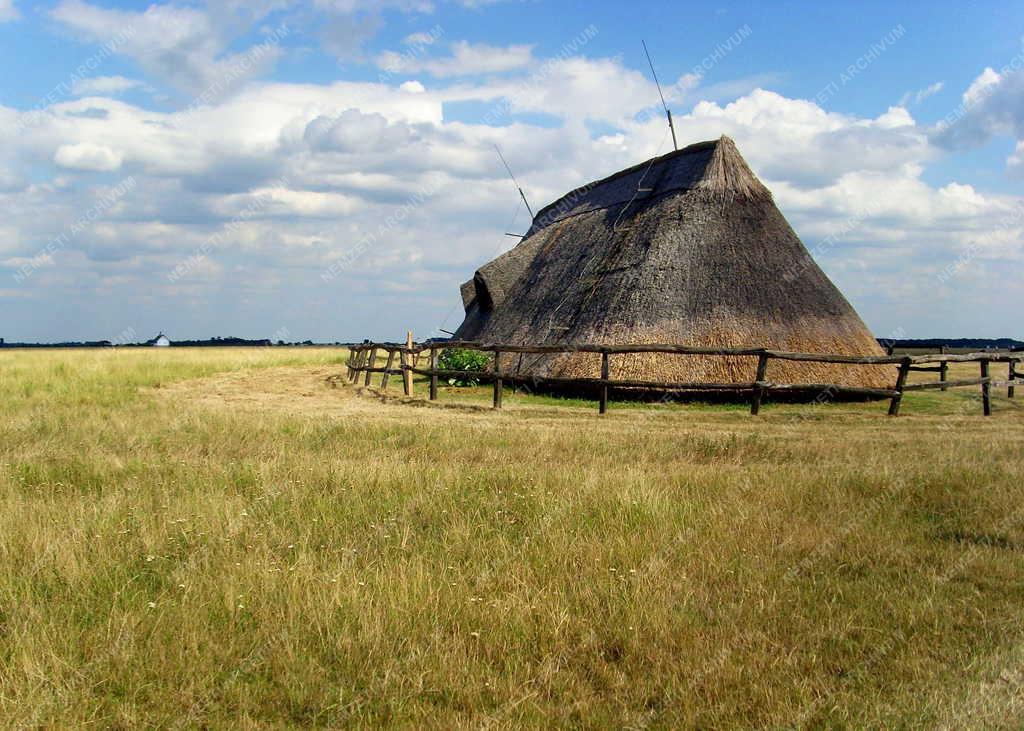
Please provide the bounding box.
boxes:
[599,351,610,415]
[403,331,414,396]
[939,345,948,391]
[888,357,911,416]
[750,352,770,415]
[512,353,525,395]
[493,350,503,409]
[363,347,377,387]
[429,347,439,401]
[381,349,396,391]
[401,348,413,393]
[1009,359,1016,399]
[981,359,991,416]
[349,347,364,383]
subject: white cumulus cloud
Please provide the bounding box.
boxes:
[71,76,148,97]
[54,142,124,171]
[375,41,534,77]
[50,0,286,98]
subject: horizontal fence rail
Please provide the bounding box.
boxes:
[342,341,1024,417]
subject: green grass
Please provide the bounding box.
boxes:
[1,348,1022,727]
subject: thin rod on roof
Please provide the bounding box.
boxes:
[642,40,677,151]
[494,144,534,219]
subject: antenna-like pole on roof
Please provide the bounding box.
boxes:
[494,144,534,219]
[642,40,677,151]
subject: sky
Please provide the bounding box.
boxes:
[1,0,1023,344]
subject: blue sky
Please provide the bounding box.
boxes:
[1,0,1023,343]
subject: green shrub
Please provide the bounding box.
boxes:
[438,348,490,386]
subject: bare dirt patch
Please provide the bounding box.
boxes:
[150,365,502,422]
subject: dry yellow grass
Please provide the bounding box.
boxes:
[0,347,1022,727]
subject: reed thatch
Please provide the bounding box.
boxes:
[455,136,891,389]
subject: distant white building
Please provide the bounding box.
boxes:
[151,332,171,347]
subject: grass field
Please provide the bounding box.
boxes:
[1,347,1022,728]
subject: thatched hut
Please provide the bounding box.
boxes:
[455,136,890,389]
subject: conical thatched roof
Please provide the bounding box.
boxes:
[455,136,890,388]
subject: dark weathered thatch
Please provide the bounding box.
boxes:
[455,136,890,388]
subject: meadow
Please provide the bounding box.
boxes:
[1,347,1022,728]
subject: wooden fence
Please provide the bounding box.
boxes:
[343,341,1024,417]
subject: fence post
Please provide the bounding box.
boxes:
[381,349,396,391]
[750,351,770,415]
[359,347,370,383]
[429,347,439,401]
[363,347,377,387]
[399,350,410,395]
[888,357,911,416]
[493,350,503,409]
[939,345,948,391]
[346,347,355,381]
[349,347,364,383]
[599,351,610,415]
[1009,359,1017,399]
[981,359,991,416]
[403,331,414,396]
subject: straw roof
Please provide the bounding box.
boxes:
[455,136,891,389]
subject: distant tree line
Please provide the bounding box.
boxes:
[0,336,343,348]
[876,338,1023,351]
